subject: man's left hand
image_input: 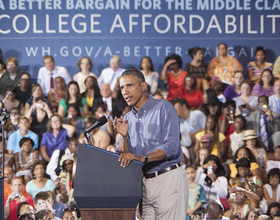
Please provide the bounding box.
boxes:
[119,153,139,168]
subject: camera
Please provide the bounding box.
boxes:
[228,107,235,114]
[67,114,72,119]
[14,193,21,198]
[257,105,268,111]
[36,103,43,108]
[230,193,236,200]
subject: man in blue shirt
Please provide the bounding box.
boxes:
[114,67,188,220]
[7,116,38,155]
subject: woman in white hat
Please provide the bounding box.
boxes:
[243,129,268,181]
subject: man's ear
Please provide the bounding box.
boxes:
[141,82,148,92]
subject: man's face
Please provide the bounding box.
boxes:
[119,75,147,109]
[18,119,30,131]
[20,74,31,88]
[100,84,112,98]
[7,61,17,74]
[110,59,120,72]
[11,179,24,194]
[63,211,78,220]
[43,57,55,72]
[4,167,14,184]
[174,103,185,118]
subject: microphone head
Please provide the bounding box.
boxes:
[98,115,108,126]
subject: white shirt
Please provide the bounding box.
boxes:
[75,71,97,93]
[98,67,126,91]
[180,110,206,135]
[102,96,113,122]
[229,131,245,156]
[269,94,280,114]
[37,66,71,96]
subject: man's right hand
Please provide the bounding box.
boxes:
[113,117,129,137]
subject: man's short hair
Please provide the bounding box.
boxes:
[62,207,78,219]
[34,191,50,204]
[258,95,269,104]
[121,67,145,84]
[171,98,190,109]
[11,176,24,185]
[110,55,121,63]
[18,116,29,124]
[6,57,18,66]
[17,201,31,218]
[43,55,54,62]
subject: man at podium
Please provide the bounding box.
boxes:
[114,67,189,220]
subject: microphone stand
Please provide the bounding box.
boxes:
[1,106,9,220]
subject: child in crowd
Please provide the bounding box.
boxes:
[185,165,207,220]
[195,146,210,169]
[48,76,66,112]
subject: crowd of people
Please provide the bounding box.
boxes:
[1,44,280,220]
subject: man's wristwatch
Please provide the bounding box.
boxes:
[142,154,148,164]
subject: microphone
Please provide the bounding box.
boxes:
[83,115,108,134]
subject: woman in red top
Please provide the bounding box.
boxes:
[161,54,187,100]
[184,74,203,109]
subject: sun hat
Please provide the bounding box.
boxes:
[243,130,258,141]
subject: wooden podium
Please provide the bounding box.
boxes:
[73,144,142,220]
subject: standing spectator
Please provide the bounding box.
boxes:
[207,43,243,85]
[37,55,71,96]
[0,57,24,95]
[269,79,280,114]
[224,70,244,101]
[98,55,125,91]
[185,46,209,92]
[161,53,188,100]
[248,46,273,84]
[139,56,159,95]
[7,116,38,155]
[4,177,34,220]
[73,57,97,94]
[40,114,75,162]
[252,69,275,97]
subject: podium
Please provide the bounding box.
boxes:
[73,144,142,220]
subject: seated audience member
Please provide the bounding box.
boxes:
[73,56,97,94]
[16,201,35,219]
[185,47,209,91]
[267,203,280,218]
[195,115,226,161]
[224,70,244,101]
[273,211,280,220]
[161,53,188,100]
[46,191,65,219]
[46,137,78,183]
[4,177,34,220]
[225,183,260,219]
[62,207,79,220]
[274,56,280,77]
[229,158,264,200]
[204,200,229,220]
[228,115,246,159]
[81,75,101,109]
[3,86,24,112]
[9,107,20,131]
[233,80,258,118]
[212,79,226,103]
[258,215,271,220]
[195,147,210,170]
[264,168,280,206]
[92,83,123,122]
[7,116,38,155]
[78,115,110,150]
[40,114,75,162]
[48,76,67,112]
[267,146,280,173]
[37,55,71,97]
[229,147,262,179]
[0,57,24,95]
[98,55,126,91]
[252,69,275,97]
[25,96,53,144]
[246,209,261,220]
[15,72,32,105]
[185,165,207,220]
[139,56,159,95]
[26,160,56,199]
[247,46,273,84]
[34,191,55,213]
[269,79,280,114]
[58,81,89,118]
[62,103,84,138]
[207,43,243,85]
[203,88,223,118]
[0,137,14,169]
[4,166,30,198]
[15,137,39,185]
[184,74,204,109]
[246,95,280,152]
[23,84,50,116]
[195,155,228,205]
[35,209,55,220]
